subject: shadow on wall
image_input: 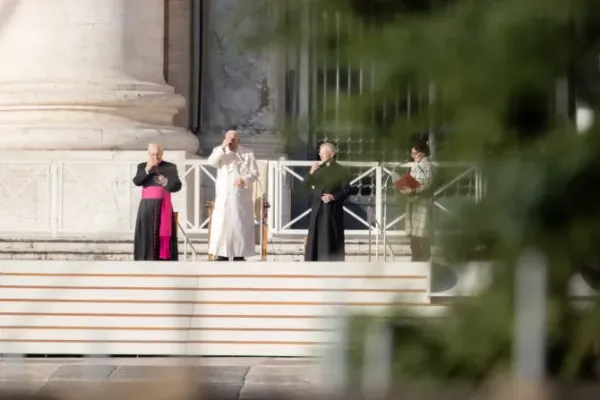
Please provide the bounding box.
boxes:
[0,0,19,39]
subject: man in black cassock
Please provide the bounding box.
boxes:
[132,143,182,261]
[304,143,352,261]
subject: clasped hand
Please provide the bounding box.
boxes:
[146,158,167,186]
[153,175,168,186]
[321,193,334,203]
[233,177,246,188]
[399,187,412,195]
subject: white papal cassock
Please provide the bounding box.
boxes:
[207,145,259,258]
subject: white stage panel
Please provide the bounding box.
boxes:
[0,260,434,356]
[0,315,332,330]
[0,329,333,343]
[0,261,430,276]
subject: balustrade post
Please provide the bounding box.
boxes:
[205,201,214,261]
[261,201,271,261]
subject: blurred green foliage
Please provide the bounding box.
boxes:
[245,0,600,381]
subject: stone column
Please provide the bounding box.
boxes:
[0,0,198,151]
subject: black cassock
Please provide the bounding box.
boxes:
[132,160,182,261]
[304,161,352,261]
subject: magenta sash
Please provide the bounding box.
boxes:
[142,186,173,260]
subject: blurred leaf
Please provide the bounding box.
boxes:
[247,0,600,381]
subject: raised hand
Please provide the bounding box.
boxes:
[145,158,158,172]
[221,136,233,150]
[309,162,320,175]
[321,193,334,203]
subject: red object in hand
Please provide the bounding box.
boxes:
[395,173,420,190]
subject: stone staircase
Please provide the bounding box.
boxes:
[0,237,412,261]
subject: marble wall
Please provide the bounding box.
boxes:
[199,0,285,157]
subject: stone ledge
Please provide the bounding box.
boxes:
[0,359,325,400]
[0,253,413,262]
[0,236,414,261]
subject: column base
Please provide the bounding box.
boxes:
[0,126,199,152]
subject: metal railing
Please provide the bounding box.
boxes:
[177,215,199,261]
[181,159,269,234]
[268,160,381,236]
[0,159,482,259]
[270,160,481,260]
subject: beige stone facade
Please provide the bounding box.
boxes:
[0,0,284,156]
[164,0,286,159]
[0,0,282,237]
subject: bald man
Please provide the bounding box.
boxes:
[132,143,182,261]
[207,130,259,261]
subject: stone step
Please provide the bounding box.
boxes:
[0,252,410,262]
[0,238,411,255]
[0,237,410,261]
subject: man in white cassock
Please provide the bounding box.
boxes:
[208,130,259,261]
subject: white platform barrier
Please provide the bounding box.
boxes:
[0,261,437,357]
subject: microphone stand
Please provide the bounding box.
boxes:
[255,179,267,261]
[382,167,393,262]
[368,169,383,262]
[367,168,388,262]
[381,162,407,261]
[368,184,373,262]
